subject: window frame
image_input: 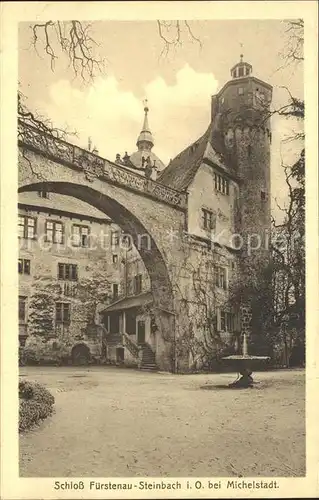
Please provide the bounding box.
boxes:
[58,263,78,281]
[18,258,31,275]
[38,190,49,199]
[217,308,235,333]
[111,231,120,248]
[214,172,229,195]
[72,224,90,248]
[45,219,64,244]
[215,266,228,290]
[133,274,142,295]
[18,215,36,239]
[202,208,215,231]
[55,302,71,325]
[112,283,119,300]
[19,296,27,323]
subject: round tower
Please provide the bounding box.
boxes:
[213,55,272,260]
[211,56,273,349]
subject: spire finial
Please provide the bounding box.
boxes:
[136,99,154,150]
[143,98,149,113]
[240,53,243,63]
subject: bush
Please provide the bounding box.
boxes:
[19,380,55,432]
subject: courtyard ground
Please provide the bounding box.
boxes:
[19,366,305,477]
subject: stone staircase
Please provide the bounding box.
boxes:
[140,343,158,372]
[106,332,158,371]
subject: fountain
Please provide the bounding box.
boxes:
[222,333,270,388]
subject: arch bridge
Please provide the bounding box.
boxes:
[18,122,192,370]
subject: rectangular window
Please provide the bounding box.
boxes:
[111,231,120,247]
[19,296,27,323]
[18,216,36,239]
[214,172,229,195]
[217,309,234,332]
[226,312,234,332]
[46,220,64,244]
[261,190,266,201]
[214,173,218,190]
[122,235,132,250]
[202,209,215,231]
[55,302,71,324]
[38,190,49,199]
[238,87,244,95]
[72,224,89,247]
[58,263,78,281]
[133,274,142,294]
[215,266,227,289]
[112,254,118,265]
[18,258,31,275]
[112,283,119,300]
[126,279,133,296]
[238,67,244,77]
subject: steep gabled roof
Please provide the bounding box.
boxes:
[157,126,211,191]
[157,118,232,191]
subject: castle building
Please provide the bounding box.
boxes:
[18,56,272,370]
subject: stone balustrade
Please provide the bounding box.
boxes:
[18,121,187,210]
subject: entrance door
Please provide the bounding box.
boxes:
[137,320,145,345]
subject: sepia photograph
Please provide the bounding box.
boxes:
[1,1,318,499]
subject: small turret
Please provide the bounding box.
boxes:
[136,99,154,151]
[230,54,252,79]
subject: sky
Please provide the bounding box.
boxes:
[18,19,304,216]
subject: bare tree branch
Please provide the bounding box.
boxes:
[157,20,202,57]
[30,20,105,81]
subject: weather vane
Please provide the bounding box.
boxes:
[240,43,244,62]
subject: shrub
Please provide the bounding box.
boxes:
[19,380,55,432]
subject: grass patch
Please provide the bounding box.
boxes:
[19,380,55,432]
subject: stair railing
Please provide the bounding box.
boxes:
[123,332,142,359]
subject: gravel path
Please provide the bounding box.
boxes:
[19,367,305,477]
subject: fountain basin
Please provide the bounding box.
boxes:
[221,355,270,388]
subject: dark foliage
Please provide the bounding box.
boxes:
[19,380,55,432]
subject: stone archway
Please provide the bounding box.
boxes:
[18,180,177,371]
[18,130,191,371]
[19,181,174,308]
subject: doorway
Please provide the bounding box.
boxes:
[137,320,146,345]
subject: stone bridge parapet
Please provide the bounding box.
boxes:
[18,121,187,210]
